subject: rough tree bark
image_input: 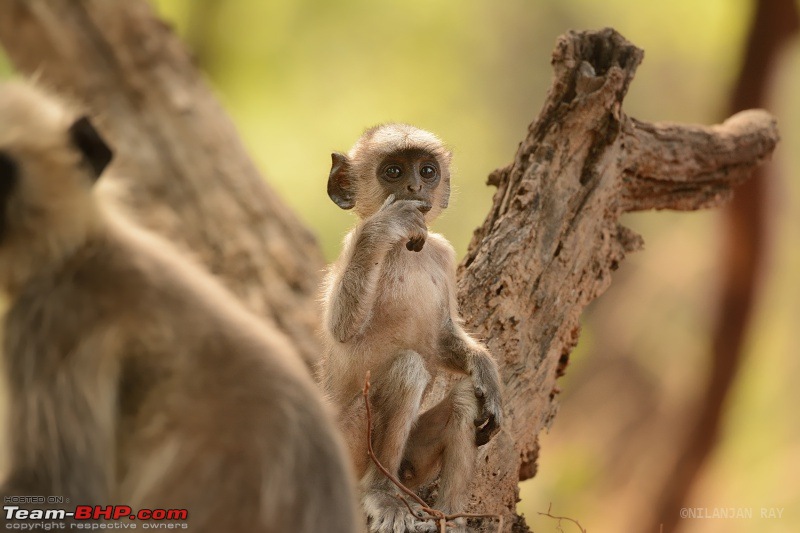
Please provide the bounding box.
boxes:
[451,29,777,530]
[0,3,778,532]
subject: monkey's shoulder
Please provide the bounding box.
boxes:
[3,218,278,366]
[425,232,457,265]
[3,217,319,431]
[7,226,185,319]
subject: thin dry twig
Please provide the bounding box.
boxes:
[537,503,587,533]
[362,372,503,532]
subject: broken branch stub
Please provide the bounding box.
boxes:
[455,28,777,530]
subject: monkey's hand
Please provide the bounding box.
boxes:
[373,194,429,252]
[440,319,503,446]
[473,377,503,447]
[363,487,434,533]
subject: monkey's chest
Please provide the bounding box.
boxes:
[368,254,449,352]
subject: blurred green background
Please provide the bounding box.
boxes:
[148,0,758,260]
[3,0,798,531]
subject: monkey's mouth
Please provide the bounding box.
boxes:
[395,196,432,214]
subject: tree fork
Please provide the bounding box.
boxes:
[455,29,776,530]
[0,8,778,531]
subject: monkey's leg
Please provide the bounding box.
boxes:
[400,378,479,532]
[432,379,478,516]
[361,350,432,533]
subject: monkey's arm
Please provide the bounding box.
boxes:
[439,319,503,445]
[436,240,503,445]
[326,197,428,343]
[325,221,393,343]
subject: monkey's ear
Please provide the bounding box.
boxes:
[328,152,356,210]
[69,116,114,181]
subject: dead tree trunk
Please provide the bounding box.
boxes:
[453,29,777,530]
[0,4,778,531]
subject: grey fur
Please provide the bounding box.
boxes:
[320,124,503,533]
[0,80,361,533]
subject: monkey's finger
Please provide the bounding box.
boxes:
[473,411,490,428]
[380,194,397,211]
[406,236,425,252]
[402,199,431,213]
[373,515,392,533]
[475,414,499,446]
[417,201,432,214]
[414,521,438,533]
[476,424,500,446]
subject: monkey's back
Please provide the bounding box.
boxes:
[2,212,359,533]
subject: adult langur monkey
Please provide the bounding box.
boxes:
[321,124,503,533]
[0,80,360,533]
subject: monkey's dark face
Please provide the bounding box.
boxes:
[328,124,452,221]
[375,148,441,212]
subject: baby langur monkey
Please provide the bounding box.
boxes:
[321,124,503,533]
[0,80,360,533]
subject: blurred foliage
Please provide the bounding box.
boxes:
[1,0,798,531]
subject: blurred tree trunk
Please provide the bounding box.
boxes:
[651,0,799,531]
[0,0,325,365]
[0,2,778,531]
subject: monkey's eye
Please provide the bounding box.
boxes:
[384,165,402,180]
[419,164,438,181]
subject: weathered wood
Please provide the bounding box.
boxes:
[0,0,324,364]
[455,29,777,530]
[623,111,777,211]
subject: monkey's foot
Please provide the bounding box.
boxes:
[362,488,434,533]
[421,515,468,532]
[413,517,468,533]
